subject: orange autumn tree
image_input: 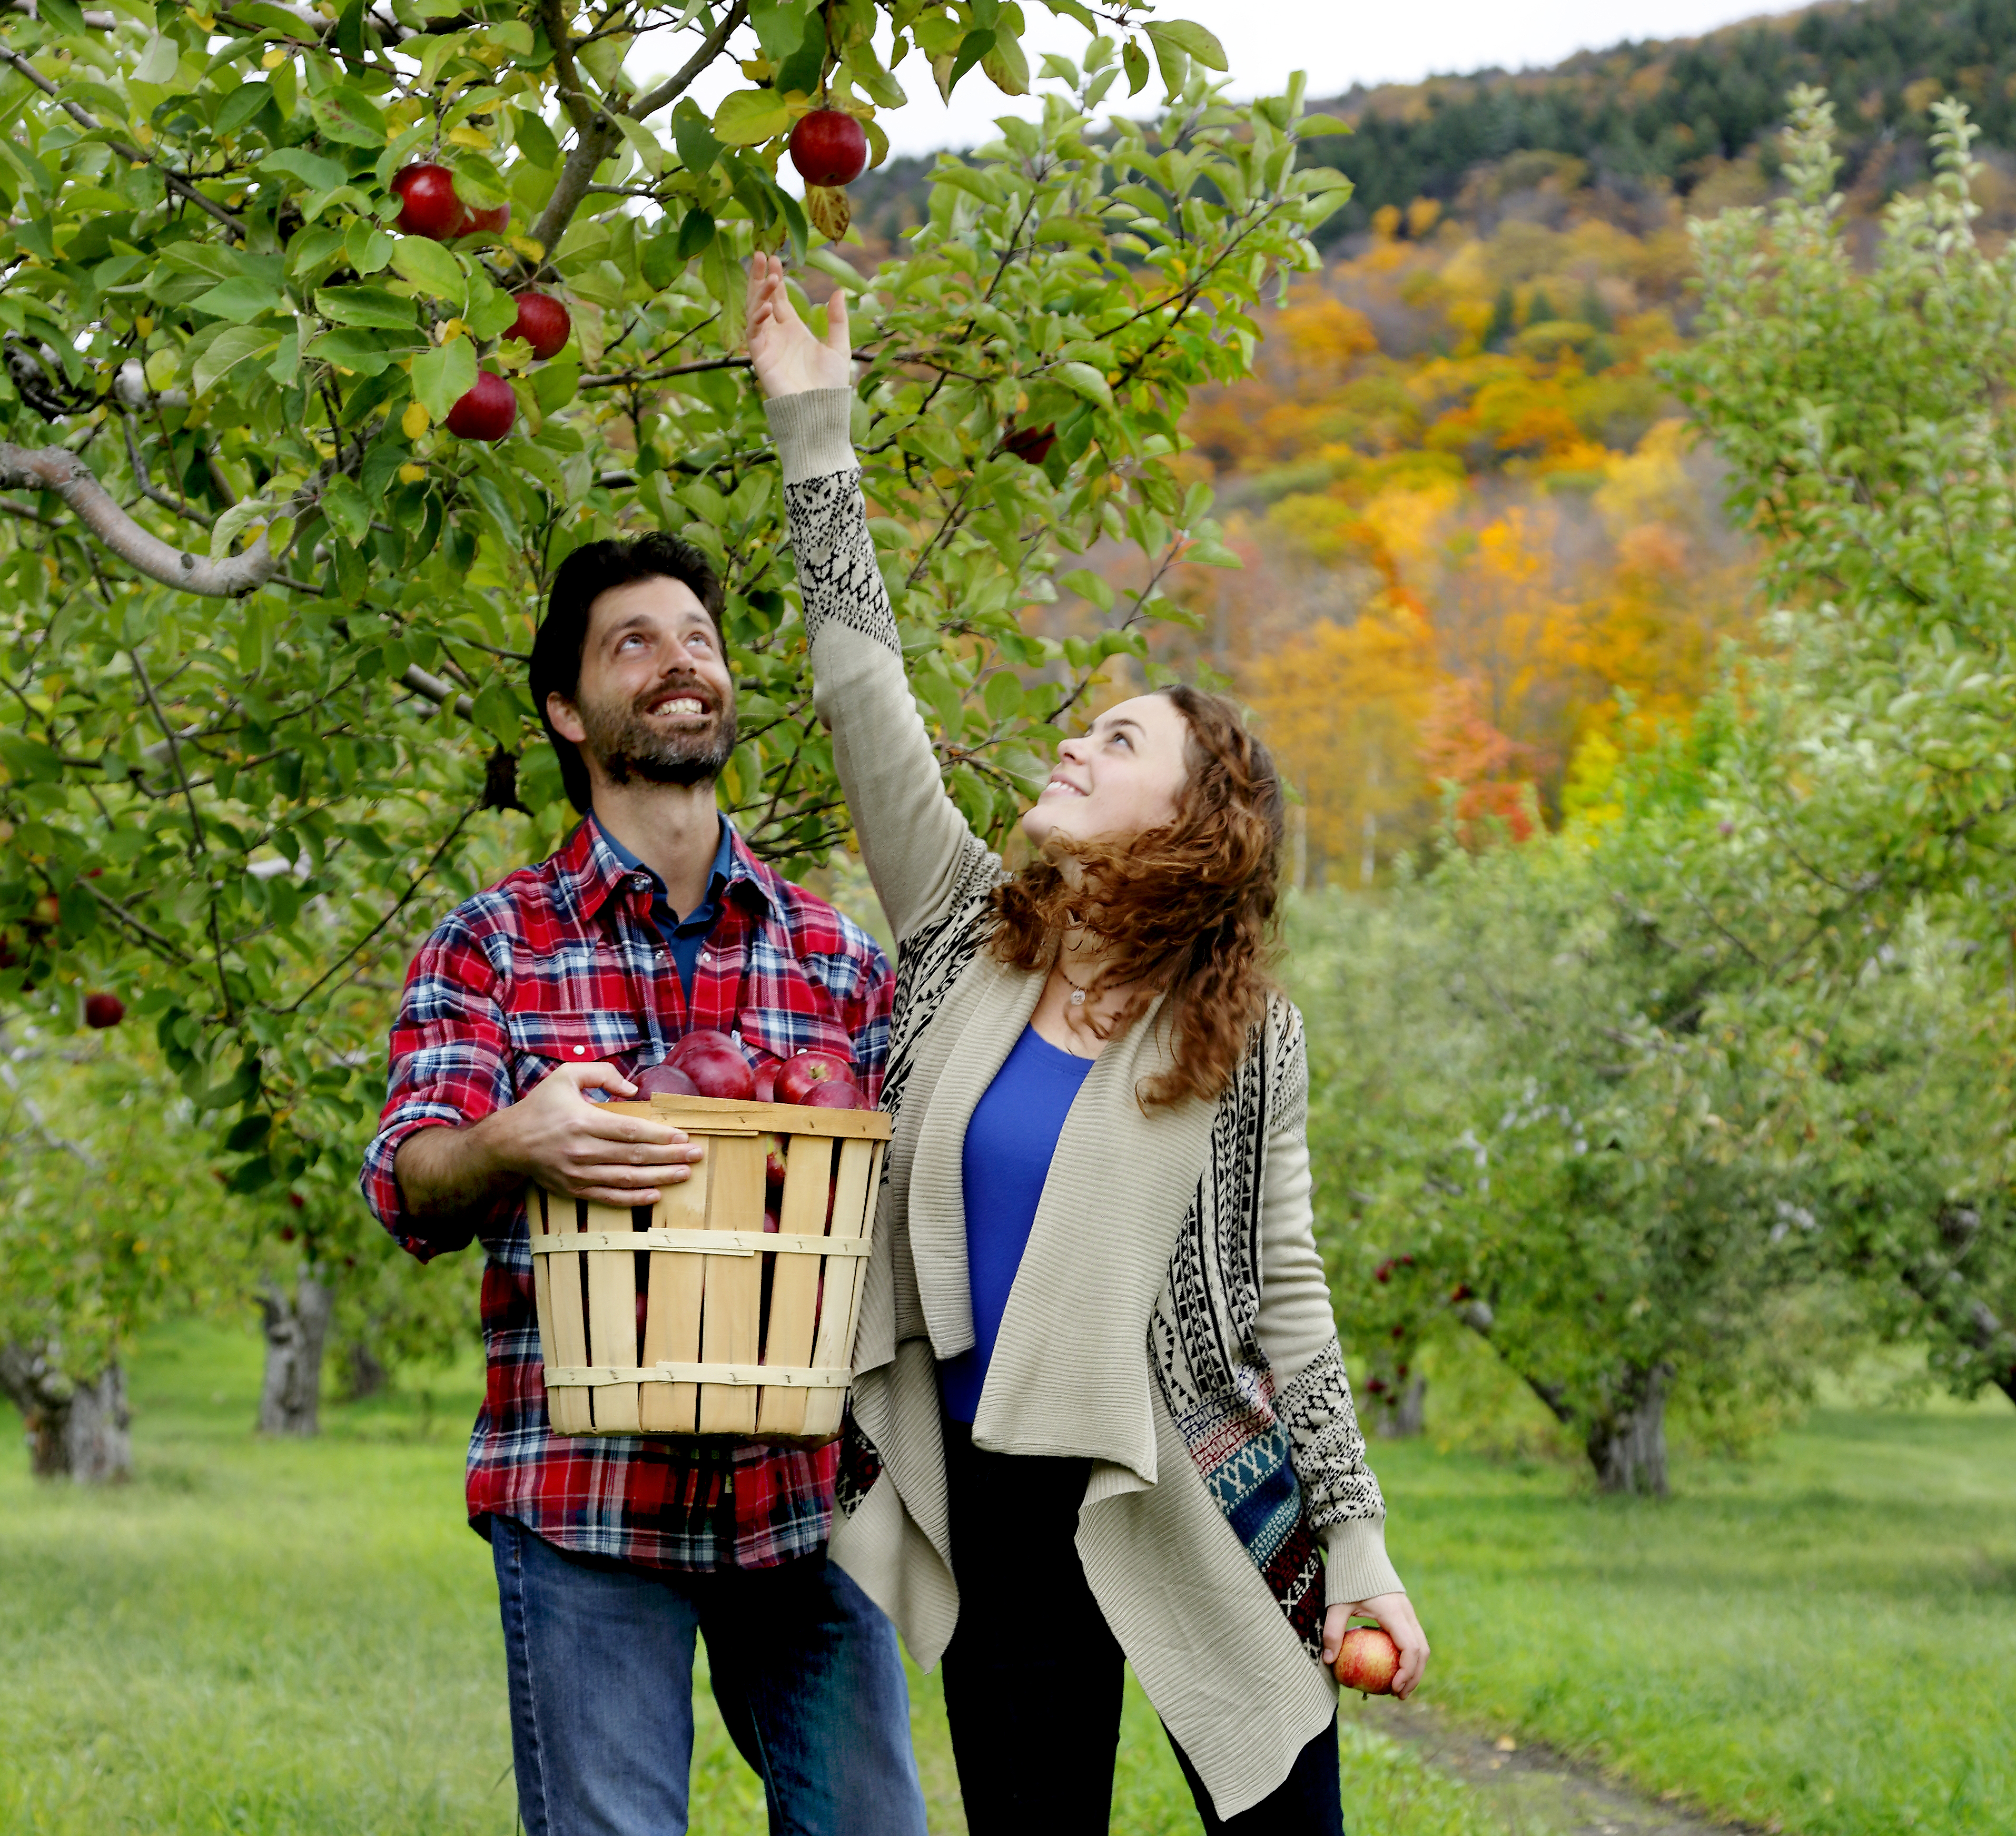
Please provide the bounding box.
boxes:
[1185,166,1757,876]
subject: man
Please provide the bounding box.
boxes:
[360,532,925,1836]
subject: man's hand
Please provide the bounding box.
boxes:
[394,1062,705,1217]
[746,253,851,400]
[1321,1592,1430,1701]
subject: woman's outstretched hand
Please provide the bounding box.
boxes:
[1323,1592,1430,1700]
[746,253,852,400]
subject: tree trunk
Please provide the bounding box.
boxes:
[1586,1364,1672,1495]
[341,1334,389,1403]
[0,1341,132,1481]
[1376,1373,1427,1438]
[258,1267,333,1436]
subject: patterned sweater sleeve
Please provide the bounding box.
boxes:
[765,389,998,942]
[1253,1002,1406,1606]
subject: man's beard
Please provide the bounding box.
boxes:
[578,679,738,788]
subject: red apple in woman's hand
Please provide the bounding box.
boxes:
[776,1050,857,1105]
[390,163,466,240]
[670,1029,756,1100]
[636,1060,699,1098]
[802,1081,864,1110]
[510,291,571,361]
[788,108,869,187]
[446,369,516,440]
[1333,1626,1401,1695]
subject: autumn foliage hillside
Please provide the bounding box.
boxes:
[1165,166,1760,885]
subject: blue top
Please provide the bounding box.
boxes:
[601,816,735,1000]
[940,1025,1094,1423]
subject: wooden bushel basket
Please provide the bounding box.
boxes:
[530,1092,891,1444]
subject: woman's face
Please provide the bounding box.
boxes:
[1020,695,1192,848]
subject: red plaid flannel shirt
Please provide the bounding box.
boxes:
[360,815,891,1571]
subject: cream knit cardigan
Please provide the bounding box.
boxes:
[769,391,1404,1818]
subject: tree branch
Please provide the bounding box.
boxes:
[0,443,275,597]
[527,0,749,266]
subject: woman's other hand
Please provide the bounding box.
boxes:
[746,254,852,399]
[1322,1592,1430,1700]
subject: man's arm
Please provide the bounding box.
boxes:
[394,1058,704,1215]
[360,908,701,1257]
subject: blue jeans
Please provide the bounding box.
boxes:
[488,1515,927,1836]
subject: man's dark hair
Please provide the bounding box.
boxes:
[530,532,726,813]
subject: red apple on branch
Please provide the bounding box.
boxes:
[510,291,572,361]
[83,991,125,1029]
[670,1029,756,1100]
[390,163,466,240]
[446,369,516,441]
[1333,1626,1401,1695]
[775,1050,857,1105]
[1003,425,1056,466]
[465,201,510,234]
[788,109,869,187]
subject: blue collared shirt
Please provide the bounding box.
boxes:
[600,815,735,1001]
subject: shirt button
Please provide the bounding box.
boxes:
[573,1045,587,1057]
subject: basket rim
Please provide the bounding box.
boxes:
[610,1093,893,1140]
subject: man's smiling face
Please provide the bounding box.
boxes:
[548,575,738,790]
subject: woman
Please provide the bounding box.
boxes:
[746,257,1429,1834]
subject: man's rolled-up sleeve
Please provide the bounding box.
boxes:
[360,915,514,1261]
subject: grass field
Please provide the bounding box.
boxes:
[0,1320,1489,1836]
[2,1320,2010,1836]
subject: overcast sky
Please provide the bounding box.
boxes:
[659,0,1819,159]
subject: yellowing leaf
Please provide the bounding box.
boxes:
[712,88,793,145]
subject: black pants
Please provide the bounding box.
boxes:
[939,1420,1346,1836]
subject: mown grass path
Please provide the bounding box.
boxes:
[1368,1407,2016,1836]
[2,1320,2009,1834]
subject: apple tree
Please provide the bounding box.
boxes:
[1662,90,2016,1411]
[0,0,1349,1446]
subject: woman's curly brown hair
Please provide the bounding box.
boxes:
[984,684,1285,1108]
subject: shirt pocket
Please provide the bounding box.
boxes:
[736,1004,860,1074]
[503,1006,651,1087]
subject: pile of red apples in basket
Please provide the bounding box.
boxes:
[635,1033,863,1110]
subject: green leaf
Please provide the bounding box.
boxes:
[1052,361,1113,409]
[410,337,477,421]
[314,286,419,330]
[258,147,350,194]
[309,85,387,147]
[465,280,521,341]
[1121,38,1150,96]
[190,278,286,324]
[1145,18,1227,70]
[215,83,276,137]
[321,474,372,547]
[304,327,403,377]
[193,326,283,396]
[670,99,722,175]
[389,235,467,302]
[713,89,794,146]
[513,107,561,171]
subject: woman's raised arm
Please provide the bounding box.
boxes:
[748,258,995,941]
